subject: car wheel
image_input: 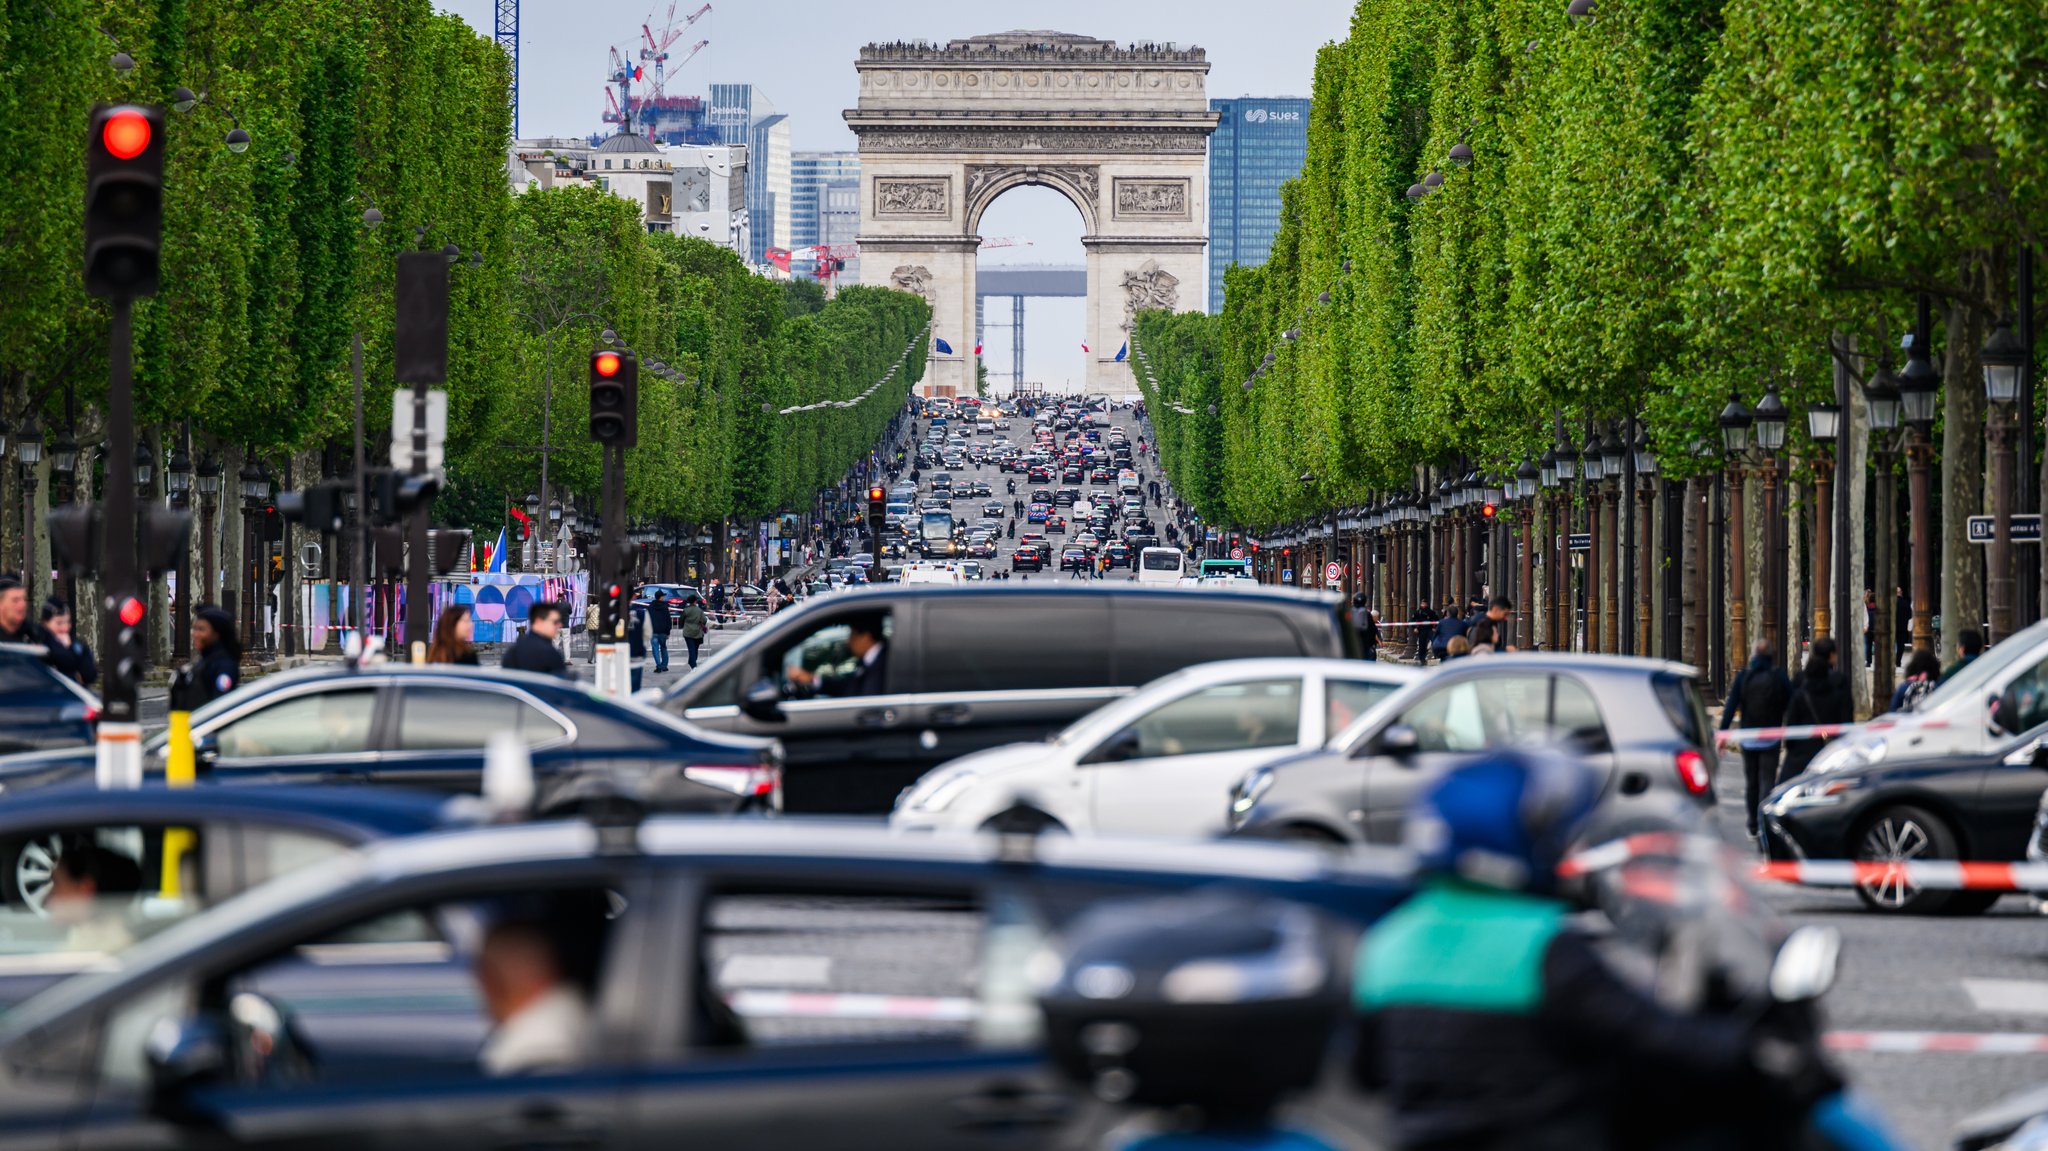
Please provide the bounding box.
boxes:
[1853,804,1963,914]
[7,834,62,916]
[978,807,1068,837]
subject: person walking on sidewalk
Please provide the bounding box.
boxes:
[1720,640,1792,837]
[1782,638,1852,778]
[679,594,708,670]
[646,591,673,674]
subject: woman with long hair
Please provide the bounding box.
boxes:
[427,605,479,665]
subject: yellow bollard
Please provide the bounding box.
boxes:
[161,710,195,895]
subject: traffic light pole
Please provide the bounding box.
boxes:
[406,379,431,661]
[97,299,141,788]
[593,442,630,698]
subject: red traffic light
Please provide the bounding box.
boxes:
[1481,502,1498,518]
[868,487,885,502]
[102,109,152,159]
[117,597,146,627]
[593,351,622,377]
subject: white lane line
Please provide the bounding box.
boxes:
[1963,978,2048,1015]
[717,954,833,988]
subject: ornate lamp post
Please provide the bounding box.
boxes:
[1633,427,1658,658]
[238,458,268,651]
[1554,440,1580,650]
[1899,327,1942,654]
[1983,317,2027,643]
[1598,429,1626,654]
[1719,391,1754,661]
[1752,386,1789,655]
[1578,430,1604,651]
[1806,400,1841,648]
[195,455,222,608]
[166,442,192,659]
[1864,364,1903,700]
[15,418,41,598]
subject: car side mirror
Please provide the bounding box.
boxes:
[144,1015,228,1099]
[2030,741,2048,771]
[191,733,220,772]
[1769,925,1841,1003]
[1086,729,1143,765]
[1376,724,1421,760]
[739,678,787,724]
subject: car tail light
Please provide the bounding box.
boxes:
[1674,748,1711,796]
[684,762,783,809]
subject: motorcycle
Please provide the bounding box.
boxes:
[1568,810,1905,1151]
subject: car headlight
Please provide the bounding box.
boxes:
[1809,735,1885,774]
[1776,775,1866,809]
[911,772,977,813]
[1229,767,1275,825]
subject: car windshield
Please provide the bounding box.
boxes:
[1916,617,2048,716]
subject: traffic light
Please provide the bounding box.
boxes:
[1481,502,1498,519]
[108,594,148,701]
[589,349,639,448]
[367,468,440,525]
[85,104,165,300]
[394,251,450,385]
[47,505,102,577]
[277,480,347,536]
[427,529,472,576]
[597,579,631,638]
[139,507,192,576]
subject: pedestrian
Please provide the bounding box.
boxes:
[1353,593,1381,661]
[427,605,480,665]
[1430,606,1467,663]
[1861,589,1878,668]
[1445,634,1473,660]
[708,581,727,619]
[1889,649,1942,713]
[37,598,96,686]
[678,594,708,669]
[171,605,241,710]
[1941,628,1984,683]
[502,602,573,680]
[1893,587,1912,661]
[1466,620,1497,655]
[1719,640,1792,837]
[1468,596,1516,652]
[646,591,673,673]
[1782,637,1852,778]
[1412,600,1434,663]
[1353,750,1790,1151]
[0,579,83,681]
[764,582,782,615]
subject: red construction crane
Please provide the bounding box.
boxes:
[640,3,710,101]
[766,238,1033,294]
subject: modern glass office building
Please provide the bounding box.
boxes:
[791,151,861,250]
[709,83,791,268]
[1207,97,1312,313]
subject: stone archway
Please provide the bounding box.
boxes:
[848,31,1219,397]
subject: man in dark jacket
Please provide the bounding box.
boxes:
[646,592,673,673]
[1468,596,1515,652]
[1430,607,1468,663]
[1353,593,1381,661]
[0,579,83,682]
[1942,628,1984,683]
[1720,640,1792,836]
[1782,637,1853,778]
[502,602,573,680]
[1354,750,1803,1151]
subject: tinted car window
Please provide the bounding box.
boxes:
[214,688,378,758]
[923,599,1110,691]
[1111,603,1308,686]
[1551,675,1613,752]
[396,687,566,750]
[1651,672,1710,752]
[1124,679,1302,758]
[0,654,59,694]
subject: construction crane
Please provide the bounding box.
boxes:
[640,3,710,101]
[601,45,636,129]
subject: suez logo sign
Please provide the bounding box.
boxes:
[1244,107,1304,124]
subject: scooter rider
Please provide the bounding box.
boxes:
[1353,748,1833,1151]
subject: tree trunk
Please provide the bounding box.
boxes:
[1941,295,1989,651]
[1842,357,1872,715]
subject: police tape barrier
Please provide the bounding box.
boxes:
[1560,832,2048,892]
[1711,716,1948,749]
[1824,1031,2048,1055]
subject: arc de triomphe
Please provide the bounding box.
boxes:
[846,31,1219,397]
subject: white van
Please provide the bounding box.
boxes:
[1135,547,1187,586]
[898,562,965,585]
[1811,617,2048,771]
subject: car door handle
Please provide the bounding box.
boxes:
[949,1085,1074,1130]
[930,704,972,726]
[855,707,902,728]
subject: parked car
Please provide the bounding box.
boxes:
[1807,617,2048,774]
[1230,654,1716,847]
[0,666,781,816]
[659,584,1367,814]
[0,819,1410,1151]
[1762,720,2048,914]
[894,658,1419,837]
[0,644,97,754]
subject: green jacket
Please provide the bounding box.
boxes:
[679,604,708,640]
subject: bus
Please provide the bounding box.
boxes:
[1198,558,1254,581]
[920,510,957,557]
[1136,547,1187,586]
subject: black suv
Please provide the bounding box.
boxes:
[0,645,96,754]
[660,585,1365,814]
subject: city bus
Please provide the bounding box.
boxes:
[920,510,958,557]
[1136,547,1188,586]
[1197,558,1254,581]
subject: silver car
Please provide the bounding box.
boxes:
[1228,654,1717,846]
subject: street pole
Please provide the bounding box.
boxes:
[1872,435,1898,701]
[1813,448,1834,644]
[1990,399,2016,644]
[1692,476,1711,679]
[352,333,367,639]
[97,299,140,789]
[1909,429,1935,654]
[1622,419,1637,657]
[1729,462,1749,665]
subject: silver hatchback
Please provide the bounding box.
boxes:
[1228,654,1716,847]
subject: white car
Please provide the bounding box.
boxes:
[892,658,1420,838]
[1811,616,2048,772]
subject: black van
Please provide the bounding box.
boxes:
[659,585,1363,814]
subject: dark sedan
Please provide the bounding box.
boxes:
[1011,545,1046,572]
[0,645,97,754]
[0,820,1408,1151]
[0,666,780,815]
[1760,722,2048,914]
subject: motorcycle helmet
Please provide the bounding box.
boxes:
[1406,747,1602,896]
[1035,890,1342,1120]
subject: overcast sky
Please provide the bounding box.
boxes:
[436,0,1349,385]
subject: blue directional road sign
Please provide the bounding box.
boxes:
[1967,514,2041,544]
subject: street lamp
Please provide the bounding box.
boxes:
[195,454,222,607]
[1718,392,1753,660]
[14,419,40,597]
[134,441,155,490]
[166,444,192,656]
[49,429,77,478]
[238,459,269,652]
[1808,400,1840,645]
[1751,386,1788,655]
[1985,318,2027,641]
[1900,326,1941,654]
[1632,425,1657,656]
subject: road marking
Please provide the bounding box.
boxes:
[717,954,833,988]
[1963,979,2048,1015]
[1826,1030,2048,1054]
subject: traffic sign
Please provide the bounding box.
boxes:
[1282,568,1294,583]
[389,388,448,473]
[1967,514,2041,544]
[1230,547,1244,560]
[1325,561,1343,583]
[1568,532,1592,552]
